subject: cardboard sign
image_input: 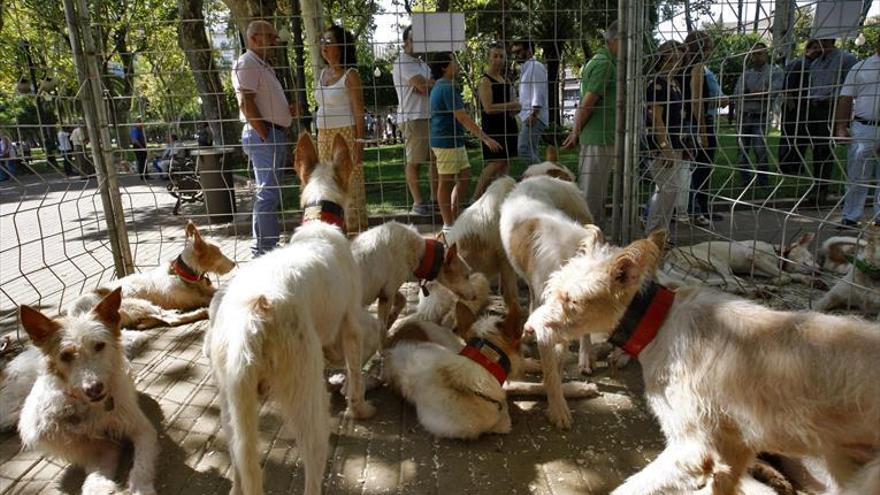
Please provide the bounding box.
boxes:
[411,13,466,53]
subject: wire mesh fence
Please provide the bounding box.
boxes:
[1,0,879,341]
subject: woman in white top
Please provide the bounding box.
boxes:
[315,24,368,233]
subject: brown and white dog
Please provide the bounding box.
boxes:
[521,147,576,182]
[17,288,159,495]
[351,221,474,333]
[65,221,235,329]
[815,225,880,315]
[524,229,880,494]
[819,235,867,275]
[205,133,374,495]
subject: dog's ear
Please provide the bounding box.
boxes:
[294,132,319,185]
[331,133,354,192]
[92,288,122,335]
[453,301,476,339]
[647,229,668,252]
[608,237,662,288]
[793,232,815,247]
[576,224,605,254]
[547,168,572,181]
[500,305,524,342]
[19,305,60,347]
[545,146,558,163]
[186,221,204,245]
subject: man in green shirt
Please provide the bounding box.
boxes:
[562,21,619,228]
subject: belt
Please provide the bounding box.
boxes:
[855,117,878,126]
[267,122,288,132]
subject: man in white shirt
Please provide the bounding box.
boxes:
[393,25,437,216]
[511,40,549,165]
[57,127,74,176]
[836,44,880,227]
[69,124,92,177]
[232,19,294,256]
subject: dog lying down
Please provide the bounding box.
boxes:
[66,221,235,329]
[815,225,880,315]
[383,302,597,440]
[524,228,880,494]
[15,288,159,495]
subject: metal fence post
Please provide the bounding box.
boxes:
[611,0,629,244]
[61,0,134,277]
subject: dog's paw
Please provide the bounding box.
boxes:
[561,381,599,399]
[346,400,376,420]
[577,362,593,376]
[546,401,572,430]
[81,475,117,495]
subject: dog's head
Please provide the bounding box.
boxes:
[525,228,667,337]
[435,243,475,301]
[455,301,525,379]
[19,288,124,405]
[520,146,575,182]
[294,132,353,208]
[779,232,817,275]
[865,224,880,264]
[184,221,235,275]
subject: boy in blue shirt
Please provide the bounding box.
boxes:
[428,52,501,235]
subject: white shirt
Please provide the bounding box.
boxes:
[518,58,549,125]
[232,50,292,128]
[841,54,880,122]
[57,130,71,152]
[315,68,356,129]
[70,127,85,146]
[392,52,431,122]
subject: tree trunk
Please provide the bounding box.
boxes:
[753,0,761,33]
[178,0,238,146]
[684,0,694,32]
[299,0,325,89]
[736,0,744,33]
[111,28,133,149]
[291,0,311,131]
[541,40,561,129]
[437,0,449,11]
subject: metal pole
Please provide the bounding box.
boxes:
[622,0,644,243]
[611,0,628,244]
[62,0,134,276]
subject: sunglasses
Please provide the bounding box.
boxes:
[320,37,336,45]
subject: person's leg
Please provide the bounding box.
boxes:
[577,144,615,228]
[736,119,752,186]
[63,151,75,176]
[135,150,148,179]
[434,147,457,229]
[518,119,545,165]
[778,110,800,175]
[690,147,712,216]
[809,102,833,200]
[429,153,438,204]
[452,166,472,219]
[473,159,507,200]
[646,152,684,233]
[754,119,770,187]
[402,120,424,206]
[842,123,875,222]
[247,127,283,256]
[528,119,547,165]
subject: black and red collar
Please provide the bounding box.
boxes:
[172,255,205,284]
[459,337,511,384]
[413,238,445,281]
[609,280,675,358]
[303,200,345,231]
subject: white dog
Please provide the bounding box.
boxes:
[205,133,374,495]
[416,272,491,328]
[524,229,880,494]
[815,226,880,315]
[521,147,576,182]
[663,233,818,291]
[819,235,867,275]
[17,288,159,495]
[351,221,474,332]
[66,221,235,329]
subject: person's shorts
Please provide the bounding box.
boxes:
[402,119,430,166]
[432,147,470,175]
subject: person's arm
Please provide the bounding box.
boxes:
[240,91,268,140]
[562,92,600,149]
[835,95,853,138]
[690,65,706,143]
[454,109,501,151]
[346,69,366,164]
[409,74,432,96]
[478,77,520,115]
[527,63,546,124]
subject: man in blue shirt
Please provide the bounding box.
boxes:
[129,122,148,180]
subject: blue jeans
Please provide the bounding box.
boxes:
[736,113,770,187]
[518,118,547,165]
[842,121,880,222]
[242,125,289,256]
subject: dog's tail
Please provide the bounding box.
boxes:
[437,357,506,405]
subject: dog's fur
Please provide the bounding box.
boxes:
[351,221,473,332]
[66,221,235,329]
[382,303,525,439]
[815,226,880,314]
[663,234,818,292]
[524,230,880,494]
[17,289,159,495]
[819,236,867,275]
[205,133,374,495]
[521,146,576,182]
[416,272,491,328]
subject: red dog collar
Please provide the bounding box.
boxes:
[303,200,345,232]
[413,238,445,281]
[609,281,675,358]
[172,255,205,284]
[459,337,510,385]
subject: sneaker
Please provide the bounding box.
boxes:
[409,203,432,216]
[839,218,860,229]
[674,214,690,224]
[693,215,711,228]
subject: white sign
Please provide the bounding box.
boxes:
[812,0,865,39]
[411,13,466,53]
